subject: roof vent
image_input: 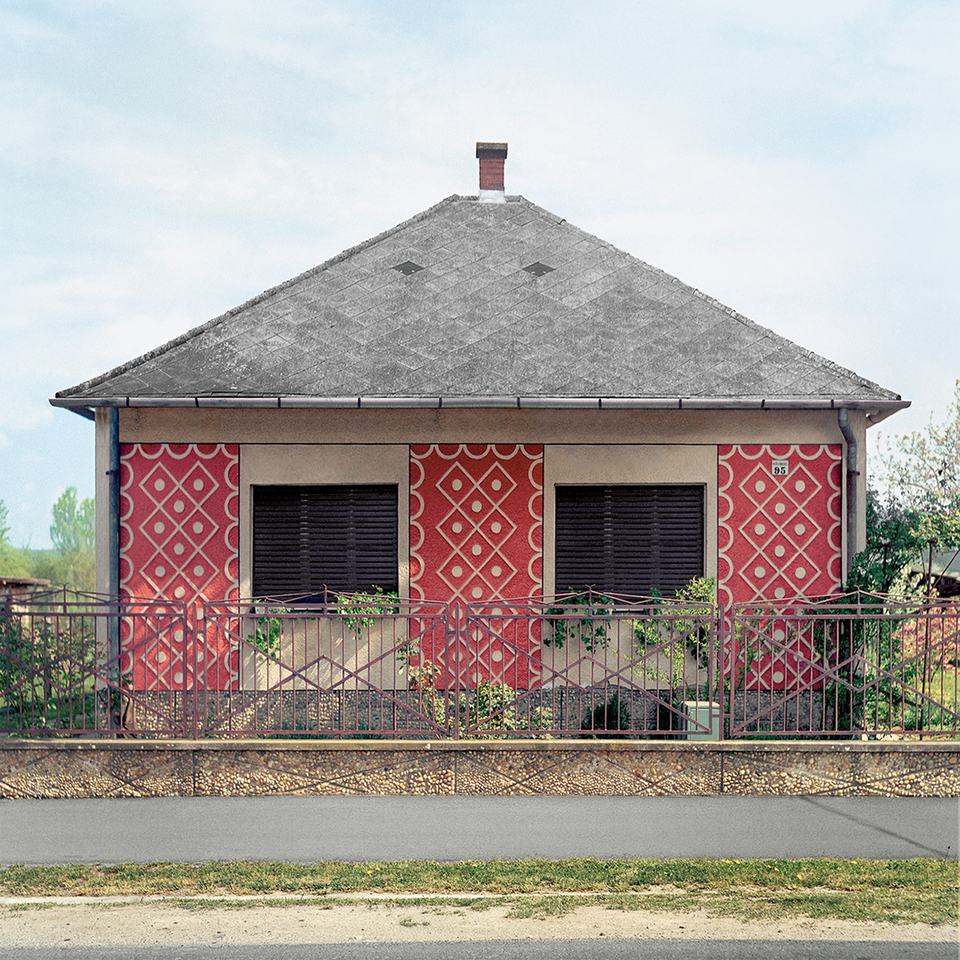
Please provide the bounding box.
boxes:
[523,261,554,277]
[476,142,507,203]
[393,261,424,276]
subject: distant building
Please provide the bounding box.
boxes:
[0,576,52,612]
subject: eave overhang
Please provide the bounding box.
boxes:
[50,394,911,425]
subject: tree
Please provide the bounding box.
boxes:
[846,490,923,593]
[50,487,95,557]
[876,379,960,512]
[861,382,960,595]
[38,488,95,592]
[0,500,28,577]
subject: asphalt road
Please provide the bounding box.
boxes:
[0,941,956,959]
[1,795,957,863]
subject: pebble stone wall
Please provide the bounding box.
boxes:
[0,740,958,799]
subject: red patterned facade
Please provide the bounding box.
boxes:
[119,443,240,690]
[112,439,846,695]
[409,444,543,687]
[718,444,843,690]
[718,444,843,607]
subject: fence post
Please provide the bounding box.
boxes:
[450,603,460,740]
[722,601,739,740]
[190,602,200,740]
[707,603,723,740]
[716,601,726,740]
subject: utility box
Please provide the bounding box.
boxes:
[681,700,721,740]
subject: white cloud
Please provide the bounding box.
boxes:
[2,0,958,541]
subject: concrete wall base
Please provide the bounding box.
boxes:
[1,739,958,799]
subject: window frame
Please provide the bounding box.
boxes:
[252,483,399,599]
[554,483,705,597]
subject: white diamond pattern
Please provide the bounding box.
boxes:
[409,444,544,687]
[120,444,239,691]
[433,460,523,606]
[718,444,842,605]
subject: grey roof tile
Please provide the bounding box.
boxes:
[57,195,901,403]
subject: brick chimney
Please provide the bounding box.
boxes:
[476,142,507,202]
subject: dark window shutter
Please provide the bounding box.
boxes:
[555,485,704,596]
[253,485,398,597]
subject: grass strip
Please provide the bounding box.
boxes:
[0,858,954,900]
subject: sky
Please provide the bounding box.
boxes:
[2,0,958,548]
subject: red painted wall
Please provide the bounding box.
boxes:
[718,444,843,606]
[119,443,239,689]
[410,444,543,687]
[718,444,843,691]
[114,438,845,695]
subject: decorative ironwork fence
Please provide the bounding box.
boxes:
[2,590,958,739]
[193,597,454,739]
[727,597,960,738]
[0,589,188,737]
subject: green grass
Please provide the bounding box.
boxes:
[0,859,956,926]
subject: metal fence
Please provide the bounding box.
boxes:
[0,589,188,738]
[2,589,958,739]
[727,596,960,738]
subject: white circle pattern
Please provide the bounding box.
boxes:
[119,443,240,692]
[717,444,842,610]
[408,444,543,686]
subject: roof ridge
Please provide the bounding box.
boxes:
[57,194,465,398]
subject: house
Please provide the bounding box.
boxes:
[0,576,52,611]
[51,143,907,703]
[909,548,960,598]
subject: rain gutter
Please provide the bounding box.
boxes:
[50,396,911,419]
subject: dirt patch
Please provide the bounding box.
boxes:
[1,898,955,947]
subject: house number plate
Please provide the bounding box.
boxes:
[771,460,789,476]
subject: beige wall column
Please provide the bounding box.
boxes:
[838,410,870,581]
[94,408,112,597]
[853,412,869,558]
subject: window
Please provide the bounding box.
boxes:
[555,485,704,596]
[252,485,398,597]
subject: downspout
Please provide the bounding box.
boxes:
[106,408,136,734]
[837,408,858,582]
[108,407,120,600]
[107,408,121,726]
